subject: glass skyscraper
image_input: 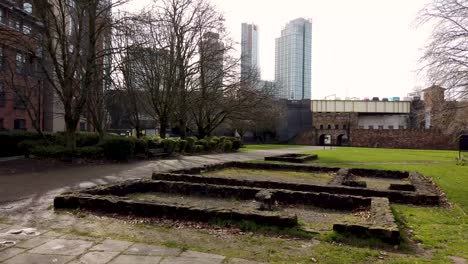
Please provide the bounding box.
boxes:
[275,18,312,100]
[241,23,259,81]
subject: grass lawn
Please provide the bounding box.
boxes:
[240,144,309,151]
[298,147,468,263]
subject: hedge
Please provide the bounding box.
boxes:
[31,145,103,159]
[0,131,242,160]
[100,137,135,161]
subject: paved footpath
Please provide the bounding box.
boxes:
[0,225,260,264]
[0,147,321,263]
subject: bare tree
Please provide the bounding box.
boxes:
[110,13,148,138]
[27,0,128,148]
[418,0,468,100]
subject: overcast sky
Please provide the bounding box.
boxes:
[126,0,433,99]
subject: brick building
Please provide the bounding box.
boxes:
[0,0,47,131]
[291,85,464,150]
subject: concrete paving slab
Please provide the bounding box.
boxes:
[29,239,93,256]
[124,243,180,257]
[0,247,25,262]
[15,236,51,249]
[2,253,74,264]
[67,251,120,264]
[180,250,226,261]
[0,224,11,232]
[90,239,133,252]
[108,255,162,264]
[160,256,224,264]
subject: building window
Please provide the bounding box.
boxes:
[10,18,21,31]
[0,82,5,107]
[388,125,394,129]
[378,125,384,129]
[319,125,323,129]
[343,125,347,129]
[0,118,4,130]
[398,125,405,130]
[14,89,27,109]
[0,9,4,24]
[425,111,431,129]
[358,125,364,129]
[23,3,33,14]
[79,122,86,131]
[23,23,31,35]
[327,124,331,129]
[335,124,339,129]
[16,53,26,74]
[368,125,374,129]
[14,119,26,130]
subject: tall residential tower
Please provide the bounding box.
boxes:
[241,23,259,81]
[275,18,312,100]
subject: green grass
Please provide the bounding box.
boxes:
[240,144,309,151]
[298,147,468,261]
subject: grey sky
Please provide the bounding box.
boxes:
[126,0,432,99]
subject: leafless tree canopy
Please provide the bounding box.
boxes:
[418,0,468,100]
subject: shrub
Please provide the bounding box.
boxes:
[145,135,161,142]
[178,139,188,152]
[76,132,100,147]
[194,145,204,153]
[185,137,196,153]
[133,138,148,155]
[31,145,69,159]
[162,138,178,154]
[223,141,233,152]
[0,132,54,157]
[75,146,104,159]
[18,140,47,157]
[232,138,242,150]
[196,139,210,150]
[100,137,135,161]
[31,145,104,159]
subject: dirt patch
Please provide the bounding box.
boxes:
[356,177,411,190]
[203,168,334,185]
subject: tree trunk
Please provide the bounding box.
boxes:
[160,118,167,139]
[179,119,186,139]
[197,126,206,139]
[65,121,77,149]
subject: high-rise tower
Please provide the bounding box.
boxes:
[241,23,259,81]
[275,18,312,100]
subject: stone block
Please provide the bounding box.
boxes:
[124,243,181,256]
[3,253,74,264]
[29,239,93,256]
[108,255,162,264]
[68,251,120,264]
[90,239,133,252]
[0,247,25,262]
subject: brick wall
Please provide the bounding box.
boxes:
[349,129,456,150]
[294,129,456,150]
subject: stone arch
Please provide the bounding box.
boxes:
[319,134,332,146]
[337,134,347,146]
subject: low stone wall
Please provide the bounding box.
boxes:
[152,172,440,206]
[85,179,372,210]
[348,168,409,179]
[264,154,318,163]
[54,193,298,228]
[333,198,400,244]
